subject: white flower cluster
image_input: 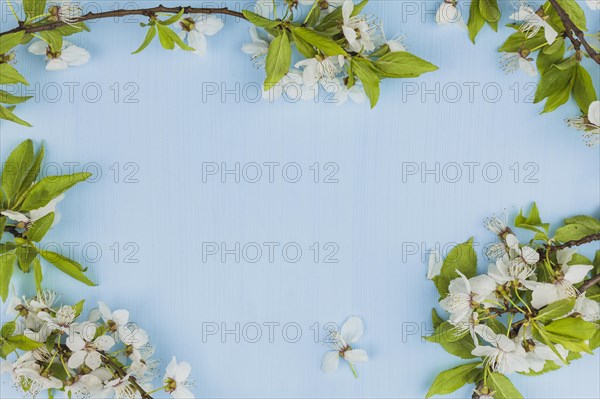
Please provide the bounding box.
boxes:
[242,0,406,104]
[1,292,193,399]
[429,215,599,376]
[566,100,600,147]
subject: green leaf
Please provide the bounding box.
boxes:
[18,144,44,195]
[1,139,34,206]
[6,335,43,351]
[0,217,5,239]
[291,30,317,59]
[19,172,91,211]
[488,373,523,399]
[264,32,292,90]
[39,30,63,52]
[132,26,157,54]
[0,90,32,105]
[0,64,27,85]
[0,341,15,358]
[431,308,444,329]
[556,0,586,31]
[514,202,549,234]
[0,31,25,54]
[16,245,37,272]
[536,38,564,74]
[351,58,379,108]
[594,250,600,275]
[73,299,85,317]
[157,8,185,25]
[439,238,477,287]
[545,317,598,340]
[0,104,31,127]
[33,257,43,293]
[156,24,194,51]
[438,334,477,359]
[291,27,347,56]
[499,30,547,53]
[23,0,46,19]
[426,321,468,343]
[467,0,486,43]
[534,61,576,104]
[39,250,95,286]
[242,10,281,29]
[1,321,16,338]
[426,363,481,398]
[27,212,54,242]
[479,0,500,23]
[542,71,574,113]
[374,51,438,78]
[554,223,597,243]
[572,65,598,113]
[535,298,576,324]
[0,251,16,302]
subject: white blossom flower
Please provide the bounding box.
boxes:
[341,0,376,53]
[241,26,269,68]
[164,357,194,399]
[378,23,406,52]
[64,374,104,398]
[427,249,443,280]
[28,40,90,71]
[54,1,83,25]
[436,0,466,28]
[329,79,367,105]
[0,352,38,385]
[440,271,496,324]
[586,0,600,10]
[295,55,344,86]
[1,194,65,228]
[472,325,529,374]
[573,293,600,322]
[67,322,116,370]
[102,375,137,399]
[38,305,77,334]
[94,301,130,337]
[178,15,224,56]
[566,100,600,146]
[523,248,593,309]
[484,213,509,235]
[510,2,558,44]
[518,326,568,372]
[499,51,537,76]
[121,325,150,361]
[488,235,539,285]
[262,69,316,101]
[321,316,368,374]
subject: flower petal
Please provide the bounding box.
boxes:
[321,351,340,373]
[564,265,593,284]
[60,45,90,66]
[67,350,87,369]
[28,40,48,55]
[343,349,368,363]
[85,350,102,370]
[530,283,561,309]
[427,250,443,279]
[340,316,363,344]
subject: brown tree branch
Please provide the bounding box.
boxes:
[0,5,247,36]
[537,233,600,256]
[548,0,600,64]
[580,273,600,293]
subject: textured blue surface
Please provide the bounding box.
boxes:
[1,1,599,398]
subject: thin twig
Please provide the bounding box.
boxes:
[103,354,154,399]
[580,273,600,293]
[536,232,600,256]
[548,0,600,64]
[0,5,247,36]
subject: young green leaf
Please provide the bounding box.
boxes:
[264,32,292,91]
[0,31,25,54]
[1,139,34,206]
[468,0,486,43]
[23,0,47,19]
[157,8,185,25]
[0,64,28,85]
[535,298,576,324]
[546,318,597,340]
[16,245,37,272]
[431,308,444,329]
[0,90,32,105]
[441,238,477,279]
[0,251,17,302]
[572,65,597,113]
[33,257,43,293]
[27,212,55,242]
[479,0,501,23]
[0,105,31,127]
[556,0,586,31]
[19,172,91,211]
[426,363,481,398]
[351,58,380,108]
[488,373,523,399]
[375,51,438,78]
[132,26,157,54]
[18,143,44,195]
[515,202,549,234]
[554,223,597,243]
[291,27,347,56]
[156,24,194,51]
[6,335,43,351]
[39,250,96,286]
[242,10,282,29]
[291,30,317,59]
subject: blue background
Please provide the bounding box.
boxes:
[1,1,599,398]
